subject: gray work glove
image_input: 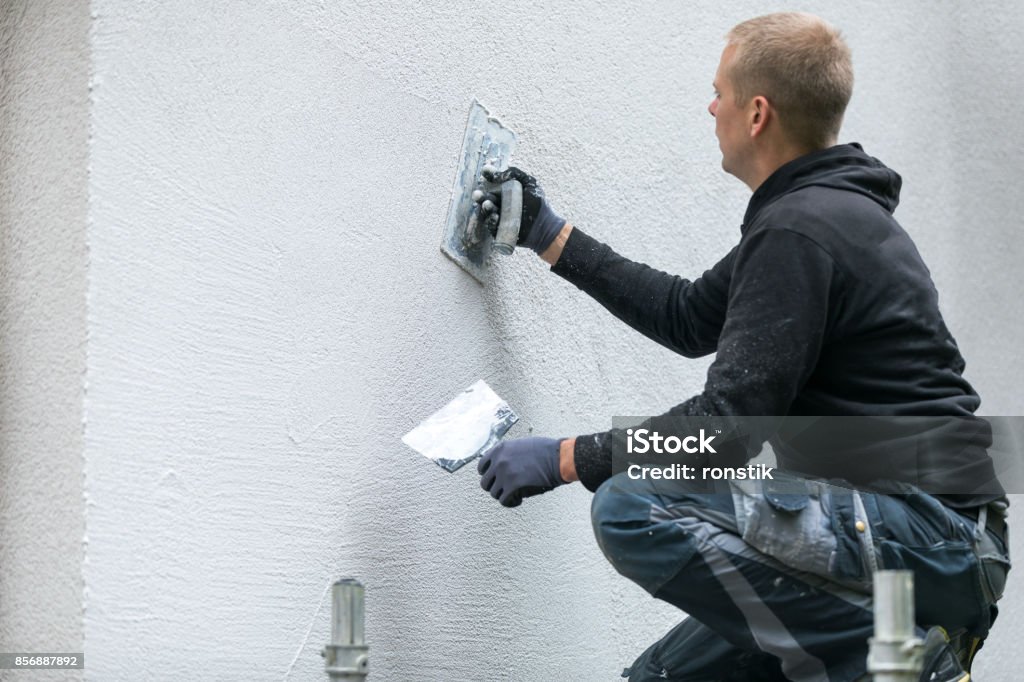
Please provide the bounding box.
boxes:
[474,167,566,254]
[478,436,566,507]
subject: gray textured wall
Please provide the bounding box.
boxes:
[2,1,1022,679]
[0,0,88,679]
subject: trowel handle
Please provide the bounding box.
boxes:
[491,179,522,256]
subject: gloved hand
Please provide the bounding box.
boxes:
[478,436,566,508]
[473,166,566,254]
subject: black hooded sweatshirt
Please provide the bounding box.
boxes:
[552,143,999,507]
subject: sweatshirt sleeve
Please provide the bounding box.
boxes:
[568,226,837,492]
[551,227,733,359]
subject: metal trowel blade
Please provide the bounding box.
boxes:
[401,380,519,472]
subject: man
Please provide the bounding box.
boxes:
[474,12,1008,682]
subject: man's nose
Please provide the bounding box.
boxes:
[708,99,717,117]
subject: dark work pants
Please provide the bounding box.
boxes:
[591,471,1010,682]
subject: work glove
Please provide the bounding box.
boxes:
[474,166,566,254]
[478,436,566,508]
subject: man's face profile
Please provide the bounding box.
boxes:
[709,44,751,181]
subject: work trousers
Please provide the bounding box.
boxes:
[591,471,1010,682]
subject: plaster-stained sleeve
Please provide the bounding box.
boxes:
[572,431,615,492]
[552,227,732,359]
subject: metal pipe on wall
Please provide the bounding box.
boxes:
[868,570,923,681]
[322,579,369,680]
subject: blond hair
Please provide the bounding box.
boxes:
[727,13,853,150]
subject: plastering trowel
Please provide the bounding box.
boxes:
[441,100,523,282]
[402,380,519,472]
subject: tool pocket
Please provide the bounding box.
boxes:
[732,474,836,579]
[877,539,981,630]
[873,493,993,632]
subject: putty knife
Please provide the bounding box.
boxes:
[441,100,523,282]
[402,380,519,472]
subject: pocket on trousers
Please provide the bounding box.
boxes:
[980,557,1010,604]
[734,481,836,578]
[878,539,981,630]
[976,530,1011,604]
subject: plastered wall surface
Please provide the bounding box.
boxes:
[0,1,88,679]
[1,0,1020,679]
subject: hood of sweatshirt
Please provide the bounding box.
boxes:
[742,143,903,231]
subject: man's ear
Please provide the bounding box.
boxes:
[750,95,770,138]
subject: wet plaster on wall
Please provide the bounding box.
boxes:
[0,1,88,678]
[82,1,695,677]
[76,0,1024,679]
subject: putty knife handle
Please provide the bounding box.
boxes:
[492,179,522,256]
